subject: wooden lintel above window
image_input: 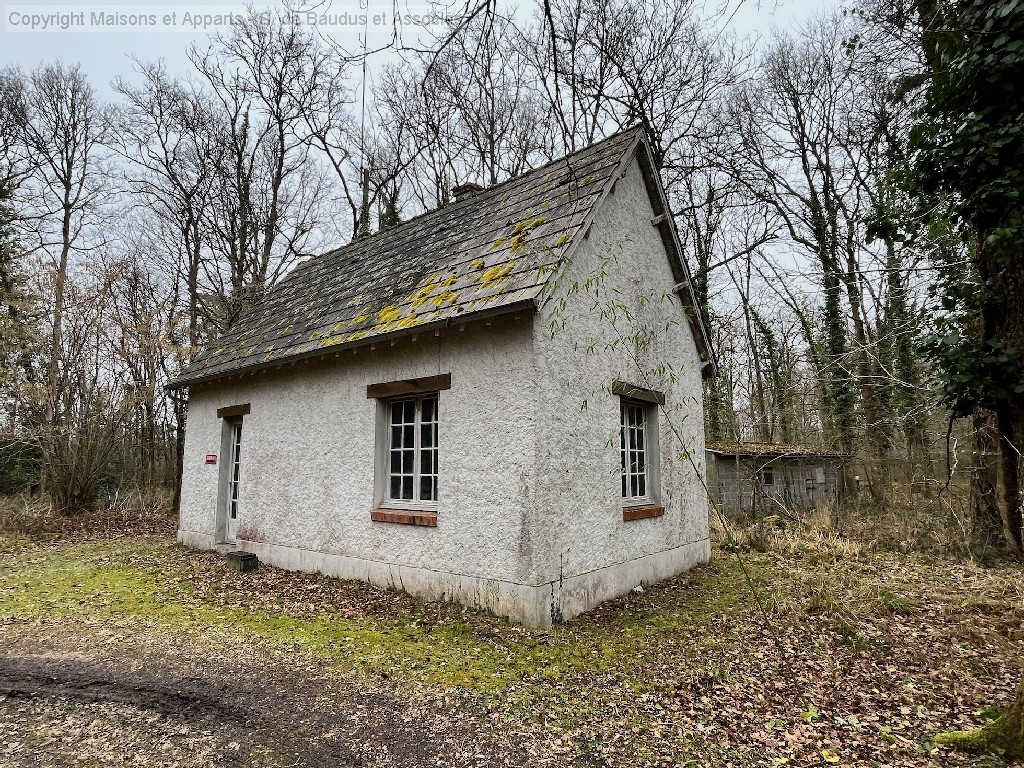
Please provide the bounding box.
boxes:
[367,373,451,400]
[612,381,665,405]
[216,403,251,419]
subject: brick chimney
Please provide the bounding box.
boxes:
[452,182,484,202]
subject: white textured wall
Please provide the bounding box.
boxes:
[179,319,539,585]
[531,156,710,617]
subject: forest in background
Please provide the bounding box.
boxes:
[0,0,1020,560]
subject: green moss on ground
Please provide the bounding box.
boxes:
[5,534,1018,766]
[0,537,747,701]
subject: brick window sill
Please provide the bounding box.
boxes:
[623,505,665,522]
[370,508,438,527]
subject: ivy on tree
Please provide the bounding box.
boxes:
[912,0,1024,557]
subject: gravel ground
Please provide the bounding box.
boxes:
[0,624,529,768]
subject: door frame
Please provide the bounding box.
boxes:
[216,413,245,544]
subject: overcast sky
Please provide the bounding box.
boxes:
[1,0,835,94]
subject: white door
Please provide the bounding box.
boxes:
[225,421,242,543]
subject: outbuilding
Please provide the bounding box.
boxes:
[171,128,714,626]
[705,441,846,516]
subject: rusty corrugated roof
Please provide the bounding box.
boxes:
[171,128,646,389]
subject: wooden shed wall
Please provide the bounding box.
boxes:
[706,452,842,515]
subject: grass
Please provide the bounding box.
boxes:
[2,521,1022,766]
[0,536,747,698]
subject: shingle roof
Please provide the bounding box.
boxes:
[171,127,712,389]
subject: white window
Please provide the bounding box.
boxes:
[620,399,650,502]
[227,421,243,519]
[387,394,438,506]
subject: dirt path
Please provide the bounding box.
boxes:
[0,625,529,768]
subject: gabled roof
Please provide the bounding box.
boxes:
[706,441,848,459]
[171,128,713,390]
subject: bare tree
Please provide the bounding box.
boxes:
[15,63,114,429]
[189,9,333,320]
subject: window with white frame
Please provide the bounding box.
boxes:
[620,399,650,502]
[227,420,243,519]
[387,394,439,506]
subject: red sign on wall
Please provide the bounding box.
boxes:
[205,454,218,465]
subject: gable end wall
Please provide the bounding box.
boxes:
[530,156,711,621]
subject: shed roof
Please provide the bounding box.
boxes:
[706,441,848,459]
[171,127,713,390]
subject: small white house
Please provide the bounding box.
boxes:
[171,128,715,626]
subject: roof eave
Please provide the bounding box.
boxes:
[632,139,717,381]
[168,297,538,392]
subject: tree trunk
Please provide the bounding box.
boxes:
[969,411,1004,556]
[170,392,187,517]
[998,408,1023,558]
[936,678,1024,758]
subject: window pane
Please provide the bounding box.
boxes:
[391,401,403,422]
[402,476,413,499]
[620,400,651,500]
[422,396,437,423]
[403,424,414,446]
[391,425,403,448]
[402,450,414,473]
[390,476,402,498]
[420,475,433,500]
[403,400,415,422]
[421,423,435,448]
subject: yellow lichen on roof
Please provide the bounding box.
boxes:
[172,127,650,388]
[432,290,460,307]
[480,261,515,289]
[377,306,402,324]
[511,216,547,236]
[407,273,460,310]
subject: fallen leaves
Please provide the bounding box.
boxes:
[0,533,1021,767]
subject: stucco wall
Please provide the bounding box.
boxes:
[531,156,711,620]
[179,319,540,587]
